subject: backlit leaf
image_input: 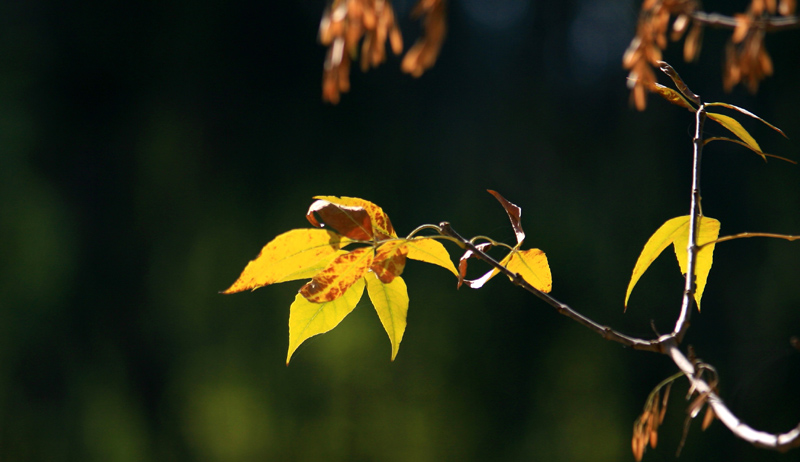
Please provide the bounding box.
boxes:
[365,271,409,361]
[287,277,365,364]
[506,248,552,293]
[221,229,352,294]
[706,102,787,138]
[312,195,397,240]
[405,237,458,276]
[299,246,374,302]
[706,112,761,153]
[488,189,525,245]
[371,240,408,283]
[672,216,719,311]
[651,83,695,111]
[462,252,509,289]
[307,199,373,241]
[625,216,720,311]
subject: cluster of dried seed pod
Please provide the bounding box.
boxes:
[318,0,447,103]
[623,0,701,111]
[319,0,404,104]
[724,0,796,92]
[400,0,447,78]
[632,381,672,461]
[625,0,798,110]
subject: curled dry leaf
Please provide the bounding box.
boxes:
[307,199,374,241]
[701,405,716,430]
[487,189,524,245]
[309,195,397,240]
[457,191,552,292]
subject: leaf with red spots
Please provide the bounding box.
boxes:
[370,240,409,284]
[299,246,374,302]
[287,277,366,364]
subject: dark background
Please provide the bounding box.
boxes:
[2,0,799,460]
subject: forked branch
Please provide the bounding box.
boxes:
[437,63,800,455]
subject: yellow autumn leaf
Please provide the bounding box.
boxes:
[672,217,720,311]
[404,237,458,276]
[287,277,365,364]
[505,248,552,293]
[625,216,720,311]
[651,83,696,112]
[365,271,409,361]
[222,229,352,294]
[706,112,761,153]
[299,246,374,303]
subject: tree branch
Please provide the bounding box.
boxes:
[672,103,706,342]
[665,340,800,451]
[440,218,800,452]
[691,11,800,31]
[438,222,665,353]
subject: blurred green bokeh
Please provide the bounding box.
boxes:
[1,1,799,461]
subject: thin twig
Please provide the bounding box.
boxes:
[438,222,666,353]
[691,11,800,31]
[705,232,800,246]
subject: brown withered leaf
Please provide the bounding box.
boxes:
[456,242,492,289]
[488,189,524,245]
[314,195,396,240]
[307,199,373,241]
[701,405,715,430]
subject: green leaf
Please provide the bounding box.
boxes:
[625,216,720,311]
[287,277,366,364]
[365,271,409,361]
